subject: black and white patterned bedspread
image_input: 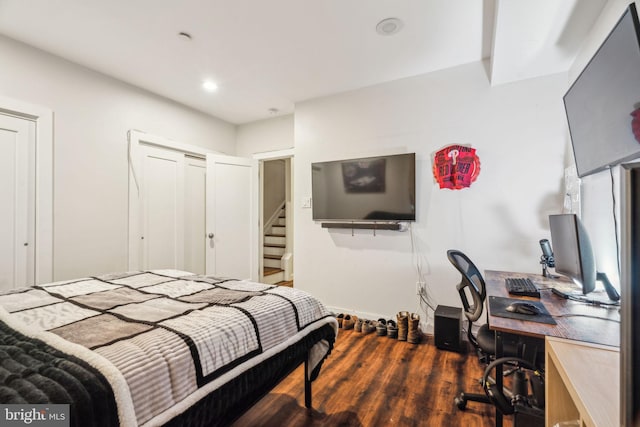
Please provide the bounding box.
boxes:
[0,270,338,426]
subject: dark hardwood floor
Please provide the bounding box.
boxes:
[233,328,510,427]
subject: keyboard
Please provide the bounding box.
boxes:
[505,277,541,298]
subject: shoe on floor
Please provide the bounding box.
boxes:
[355,317,364,332]
[397,311,409,341]
[408,313,421,344]
[343,314,357,330]
[387,319,398,339]
[336,313,345,328]
[376,318,387,336]
[362,320,377,334]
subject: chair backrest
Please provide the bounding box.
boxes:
[447,249,486,322]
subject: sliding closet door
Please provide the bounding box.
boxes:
[128,132,255,277]
[0,114,35,290]
[139,145,185,270]
[184,156,206,274]
[130,141,206,273]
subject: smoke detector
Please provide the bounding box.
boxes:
[376,18,403,36]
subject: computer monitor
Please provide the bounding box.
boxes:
[548,213,620,302]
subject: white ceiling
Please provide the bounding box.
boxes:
[0,0,607,124]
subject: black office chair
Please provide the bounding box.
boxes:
[446,250,532,410]
[481,356,545,422]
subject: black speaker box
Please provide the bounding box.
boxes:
[434,305,463,353]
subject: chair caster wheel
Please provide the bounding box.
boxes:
[454,395,467,410]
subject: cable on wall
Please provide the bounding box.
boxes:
[409,223,437,315]
[609,166,621,277]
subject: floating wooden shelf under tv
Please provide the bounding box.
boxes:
[320,222,402,231]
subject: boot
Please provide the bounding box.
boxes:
[397,311,409,341]
[408,313,421,344]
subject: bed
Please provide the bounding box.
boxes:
[0,270,338,426]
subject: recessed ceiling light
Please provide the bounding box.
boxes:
[376,18,403,36]
[268,108,279,114]
[178,32,192,41]
[202,80,218,92]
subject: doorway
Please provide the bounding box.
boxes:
[258,150,293,286]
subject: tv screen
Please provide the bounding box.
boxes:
[311,153,415,221]
[563,4,640,178]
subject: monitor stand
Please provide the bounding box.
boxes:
[597,271,620,301]
[551,272,620,304]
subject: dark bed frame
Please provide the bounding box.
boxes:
[162,323,336,427]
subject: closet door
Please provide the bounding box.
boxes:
[205,154,258,280]
[184,156,206,274]
[0,114,35,290]
[139,145,185,270]
[128,132,255,277]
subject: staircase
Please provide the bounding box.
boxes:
[263,208,287,285]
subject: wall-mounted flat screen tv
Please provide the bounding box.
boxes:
[311,153,415,221]
[563,3,640,178]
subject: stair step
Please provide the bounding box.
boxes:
[275,280,293,287]
[263,268,285,285]
[264,208,287,282]
[265,236,285,245]
[264,258,280,268]
[264,245,285,256]
[264,267,283,276]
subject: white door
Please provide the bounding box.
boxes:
[0,114,35,290]
[206,154,258,281]
[139,145,185,270]
[184,156,206,274]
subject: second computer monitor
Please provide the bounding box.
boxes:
[548,213,597,295]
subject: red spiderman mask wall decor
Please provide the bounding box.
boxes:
[432,144,480,190]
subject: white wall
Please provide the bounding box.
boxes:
[0,35,236,281]
[294,61,569,331]
[236,114,294,157]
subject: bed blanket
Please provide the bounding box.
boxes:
[0,319,117,427]
[0,270,338,426]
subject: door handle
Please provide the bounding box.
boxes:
[208,233,214,239]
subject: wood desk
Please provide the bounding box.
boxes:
[546,337,619,427]
[485,270,620,348]
[484,270,621,427]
